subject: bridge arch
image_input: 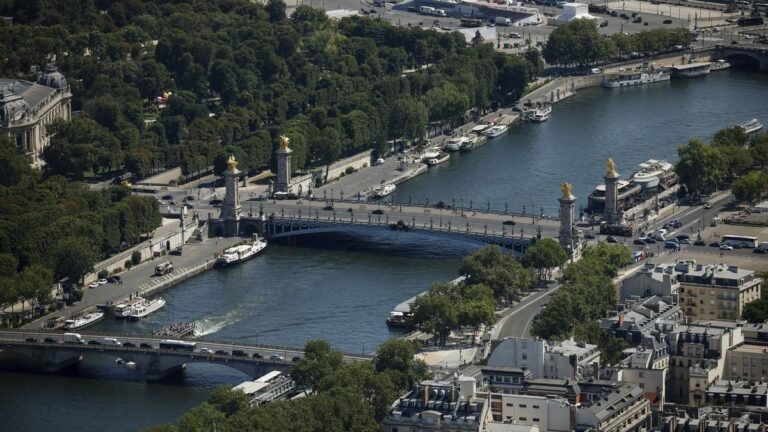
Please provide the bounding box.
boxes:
[724,52,762,70]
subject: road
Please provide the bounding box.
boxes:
[494,189,738,340]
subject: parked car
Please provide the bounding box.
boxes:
[694,240,706,246]
[88,282,100,289]
[709,242,721,247]
[645,238,657,244]
[634,239,646,245]
[606,236,617,243]
[98,279,108,285]
[704,202,712,209]
[585,233,596,240]
[679,238,691,244]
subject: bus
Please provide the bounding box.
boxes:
[721,235,759,249]
[737,16,764,26]
[159,340,197,351]
[460,17,484,27]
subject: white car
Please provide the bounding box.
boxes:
[98,279,108,285]
[720,244,733,250]
[88,282,100,289]
[198,347,213,354]
[704,203,712,209]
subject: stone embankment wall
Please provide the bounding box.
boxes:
[83,220,199,284]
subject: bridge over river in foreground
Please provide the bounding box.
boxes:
[0,330,370,381]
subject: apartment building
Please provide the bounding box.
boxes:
[487,337,600,380]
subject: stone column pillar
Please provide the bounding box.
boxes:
[276,135,292,193]
[221,155,241,236]
[604,158,620,225]
[558,182,576,254]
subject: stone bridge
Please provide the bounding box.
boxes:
[210,199,564,255]
[0,331,370,381]
[713,43,768,71]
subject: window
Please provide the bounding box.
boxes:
[533,418,540,422]
[532,405,540,409]
[506,403,514,407]
[522,354,527,360]
[520,404,527,408]
[520,417,527,421]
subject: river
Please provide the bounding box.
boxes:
[3,70,768,432]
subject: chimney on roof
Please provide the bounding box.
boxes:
[618,313,625,327]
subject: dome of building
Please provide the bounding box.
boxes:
[38,71,68,90]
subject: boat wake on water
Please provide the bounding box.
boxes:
[194,309,245,337]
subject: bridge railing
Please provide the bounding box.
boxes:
[266,214,539,245]
[256,195,560,221]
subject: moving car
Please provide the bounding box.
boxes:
[720,244,733,250]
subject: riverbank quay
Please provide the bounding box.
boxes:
[21,236,243,330]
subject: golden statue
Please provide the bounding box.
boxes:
[227,154,238,171]
[279,135,290,150]
[560,182,573,198]
[606,158,618,177]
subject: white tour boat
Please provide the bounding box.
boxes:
[443,136,468,152]
[426,153,450,166]
[482,124,508,138]
[603,69,670,88]
[525,104,552,122]
[128,297,166,320]
[216,238,268,267]
[65,312,105,330]
[114,297,143,318]
[710,59,731,71]
[420,147,441,162]
[460,134,487,151]
[630,159,675,191]
[737,119,764,135]
[373,183,396,198]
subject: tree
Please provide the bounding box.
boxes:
[675,139,724,198]
[52,237,98,286]
[458,299,496,343]
[743,298,768,323]
[459,246,534,303]
[521,238,568,284]
[266,0,286,22]
[411,287,459,346]
[732,171,768,205]
[373,339,431,390]
[291,340,344,392]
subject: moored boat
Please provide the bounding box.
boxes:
[216,238,268,267]
[442,136,468,152]
[671,62,711,78]
[420,146,441,162]
[525,103,552,122]
[460,134,487,151]
[483,124,508,138]
[603,69,670,88]
[65,312,105,330]
[128,297,166,320]
[425,152,450,166]
[736,118,764,134]
[114,297,143,318]
[630,159,675,191]
[373,183,396,198]
[710,59,731,71]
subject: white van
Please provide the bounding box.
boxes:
[434,9,446,17]
[100,338,122,346]
[494,17,512,26]
[63,333,84,344]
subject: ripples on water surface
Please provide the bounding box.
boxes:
[395,70,768,214]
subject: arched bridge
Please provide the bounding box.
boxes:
[0,331,370,381]
[713,43,768,71]
[229,200,562,255]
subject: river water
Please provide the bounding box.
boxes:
[3,70,768,432]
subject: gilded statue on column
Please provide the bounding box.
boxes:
[279,135,290,150]
[606,158,618,177]
[560,182,573,199]
[227,154,238,171]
